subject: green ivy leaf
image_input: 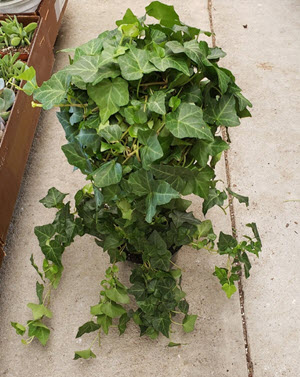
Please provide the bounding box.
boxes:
[98,123,122,143]
[28,321,50,346]
[128,282,146,301]
[202,188,227,215]
[87,77,129,123]
[33,71,71,110]
[246,222,262,247]
[150,54,190,76]
[92,63,121,85]
[169,211,201,228]
[191,137,229,167]
[105,287,130,304]
[27,303,53,320]
[182,314,197,333]
[74,349,96,360]
[39,187,67,209]
[36,281,44,304]
[64,55,101,83]
[168,342,182,347]
[138,129,163,170]
[118,46,156,81]
[116,8,140,27]
[217,232,238,252]
[11,322,26,336]
[152,315,171,337]
[178,300,189,314]
[100,301,127,318]
[61,142,91,173]
[204,95,240,127]
[147,91,166,115]
[30,254,44,282]
[41,240,63,267]
[76,321,100,338]
[96,315,112,335]
[215,68,231,94]
[92,160,122,188]
[222,283,237,298]
[128,169,180,222]
[145,181,180,222]
[146,1,180,27]
[73,36,104,60]
[207,47,226,60]
[166,103,214,141]
[227,187,249,207]
[150,252,171,271]
[118,313,131,335]
[34,224,55,247]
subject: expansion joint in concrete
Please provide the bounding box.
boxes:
[207,1,254,376]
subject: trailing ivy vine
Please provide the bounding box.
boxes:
[10,1,262,359]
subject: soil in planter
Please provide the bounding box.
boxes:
[125,245,182,264]
[0,46,30,60]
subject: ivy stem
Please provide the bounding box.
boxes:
[156,116,166,134]
[170,260,181,269]
[25,336,35,344]
[89,330,100,350]
[122,146,141,165]
[171,310,183,315]
[43,285,52,306]
[170,319,183,326]
[227,256,232,279]
[140,81,166,87]
[137,78,142,98]
[121,128,129,140]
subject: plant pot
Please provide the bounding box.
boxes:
[0,15,39,61]
[0,4,68,265]
[125,245,182,264]
[0,50,29,61]
[0,0,42,13]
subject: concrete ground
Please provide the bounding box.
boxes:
[0,0,299,376]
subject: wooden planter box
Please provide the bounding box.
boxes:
[0,0,68,266]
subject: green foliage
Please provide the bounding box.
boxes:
[0,53,26,84]
[11,1,261,359]
[0,16,37,49]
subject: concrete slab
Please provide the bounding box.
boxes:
[211,0,300,376]
[0,1,248,377]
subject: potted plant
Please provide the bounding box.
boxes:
[0,15,37,60]
[10,1,262,359]
[0,53,29,143]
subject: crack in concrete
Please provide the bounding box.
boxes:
[207,1,254,376]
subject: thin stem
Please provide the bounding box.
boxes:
[25,336,35,345]
[170,260,181,269]
[43,285,52,306]
[122,146,141,165]
[170,319,183,326]
[140,81,166,87]
[219,206,227,215]
[121,128,129,140]
[137,78,142,98]
[89,330,100,350]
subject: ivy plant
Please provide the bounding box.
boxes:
[11,1,262,359]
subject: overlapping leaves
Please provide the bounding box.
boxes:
[12,0,260,359]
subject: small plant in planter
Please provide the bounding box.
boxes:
[10,2,262,359]
[0,77,15,143]
[0,16,37,57]
[0,52,26,84]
